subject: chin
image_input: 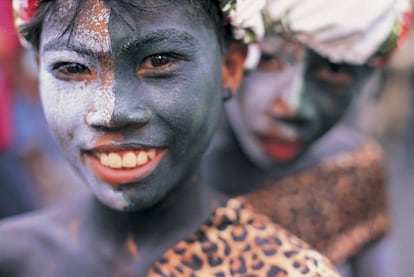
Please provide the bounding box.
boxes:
[92,185,132,211]
[271,156,300,167]
[96,177,174,212]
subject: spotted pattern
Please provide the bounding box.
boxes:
[148,198,339,276]
[244,140,390,263]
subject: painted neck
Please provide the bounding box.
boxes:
[90,171,226,250]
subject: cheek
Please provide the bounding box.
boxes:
[156,63,222,136]
[39,69,105,148]
[40,74,83,132]
[317,90,350,116]
[188,59,222,127]
[194,68,223,129]
[170,84,219,140]
[239,74,279,120]
[191,82,220,125]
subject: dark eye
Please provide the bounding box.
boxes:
[140,54,174,70]
[51,62,92,81]
[138,53,181,78]
[313,65,354,87]
[150,55,171,67]
[257,53,284,72]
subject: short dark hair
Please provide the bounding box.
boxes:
[20,0,232,51]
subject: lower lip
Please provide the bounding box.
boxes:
[86,150,167,186]
[260,138,303,162]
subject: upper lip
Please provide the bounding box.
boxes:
[258,135,302,146]
[256,114,316,141]
[267,113,311,128]
[254,123,300,143]
[83,142,166,154]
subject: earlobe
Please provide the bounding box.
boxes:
[222,41,248,95]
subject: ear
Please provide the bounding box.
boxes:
[222,41,248,94]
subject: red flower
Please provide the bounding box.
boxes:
[15,0,39,25]
[397,11,412,48]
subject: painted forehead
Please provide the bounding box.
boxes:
[261,35,306,63]
[74,0,110,53]
[41,0,110,53]
[41,0,211,55]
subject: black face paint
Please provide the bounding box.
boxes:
[227,35,370,168]
[40,0,225,211]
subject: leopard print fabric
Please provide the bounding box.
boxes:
[148,198,339,276]
[244,140,390,264]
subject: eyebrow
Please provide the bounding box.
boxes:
[42,38,108,58]
[42,29,199,57]
[114,29,199,57]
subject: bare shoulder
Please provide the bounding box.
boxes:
[0,199,92,275]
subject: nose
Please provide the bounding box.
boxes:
[271,96,295,118]
[268,67,304,119]
[269,85,318,127]
[86,103,152,130]
[86,82,152,130]
[109,106,152,129]
[268,93,312,128]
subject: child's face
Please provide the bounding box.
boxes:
[39,0,224,211]
[227,35,369,168]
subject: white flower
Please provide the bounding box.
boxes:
[220,0,266,43]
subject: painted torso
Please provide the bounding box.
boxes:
[0,196,339,277]
[202,120,390,264]
[0,197,157,276]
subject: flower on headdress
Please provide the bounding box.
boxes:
[13,0,39,31]
[13,0,266,47]
[13,0,39,47]
[262,0,412,66]
[219,0,265,43]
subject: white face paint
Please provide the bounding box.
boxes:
[39,0,226,211]
[227,36,307,168]
[39,0,129,209]
[73,0,114,127]
[228,34,365,168]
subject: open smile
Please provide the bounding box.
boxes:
[84,147,167,186]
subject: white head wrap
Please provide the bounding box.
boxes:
[264,0,412,65]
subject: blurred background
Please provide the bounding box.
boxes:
[343,23,414,276]
[1,1,414,276]
[0,1,87,217]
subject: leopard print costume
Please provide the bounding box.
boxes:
[148,198,339,276]
[244,140,390,263]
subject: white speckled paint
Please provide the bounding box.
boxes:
[39,0,128,209]
[74,0,114,127]
[39,0,226,211]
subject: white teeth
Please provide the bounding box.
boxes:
[98,149,157,168]
[100,153,109,166]
[122,152,137,168]
[137,151,148,166]
[108,153,122,169]
[147,149,156,160]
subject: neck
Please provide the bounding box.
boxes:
[88,171,226,264]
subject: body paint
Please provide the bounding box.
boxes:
[39,0,225,211]
[227,35,370,168]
